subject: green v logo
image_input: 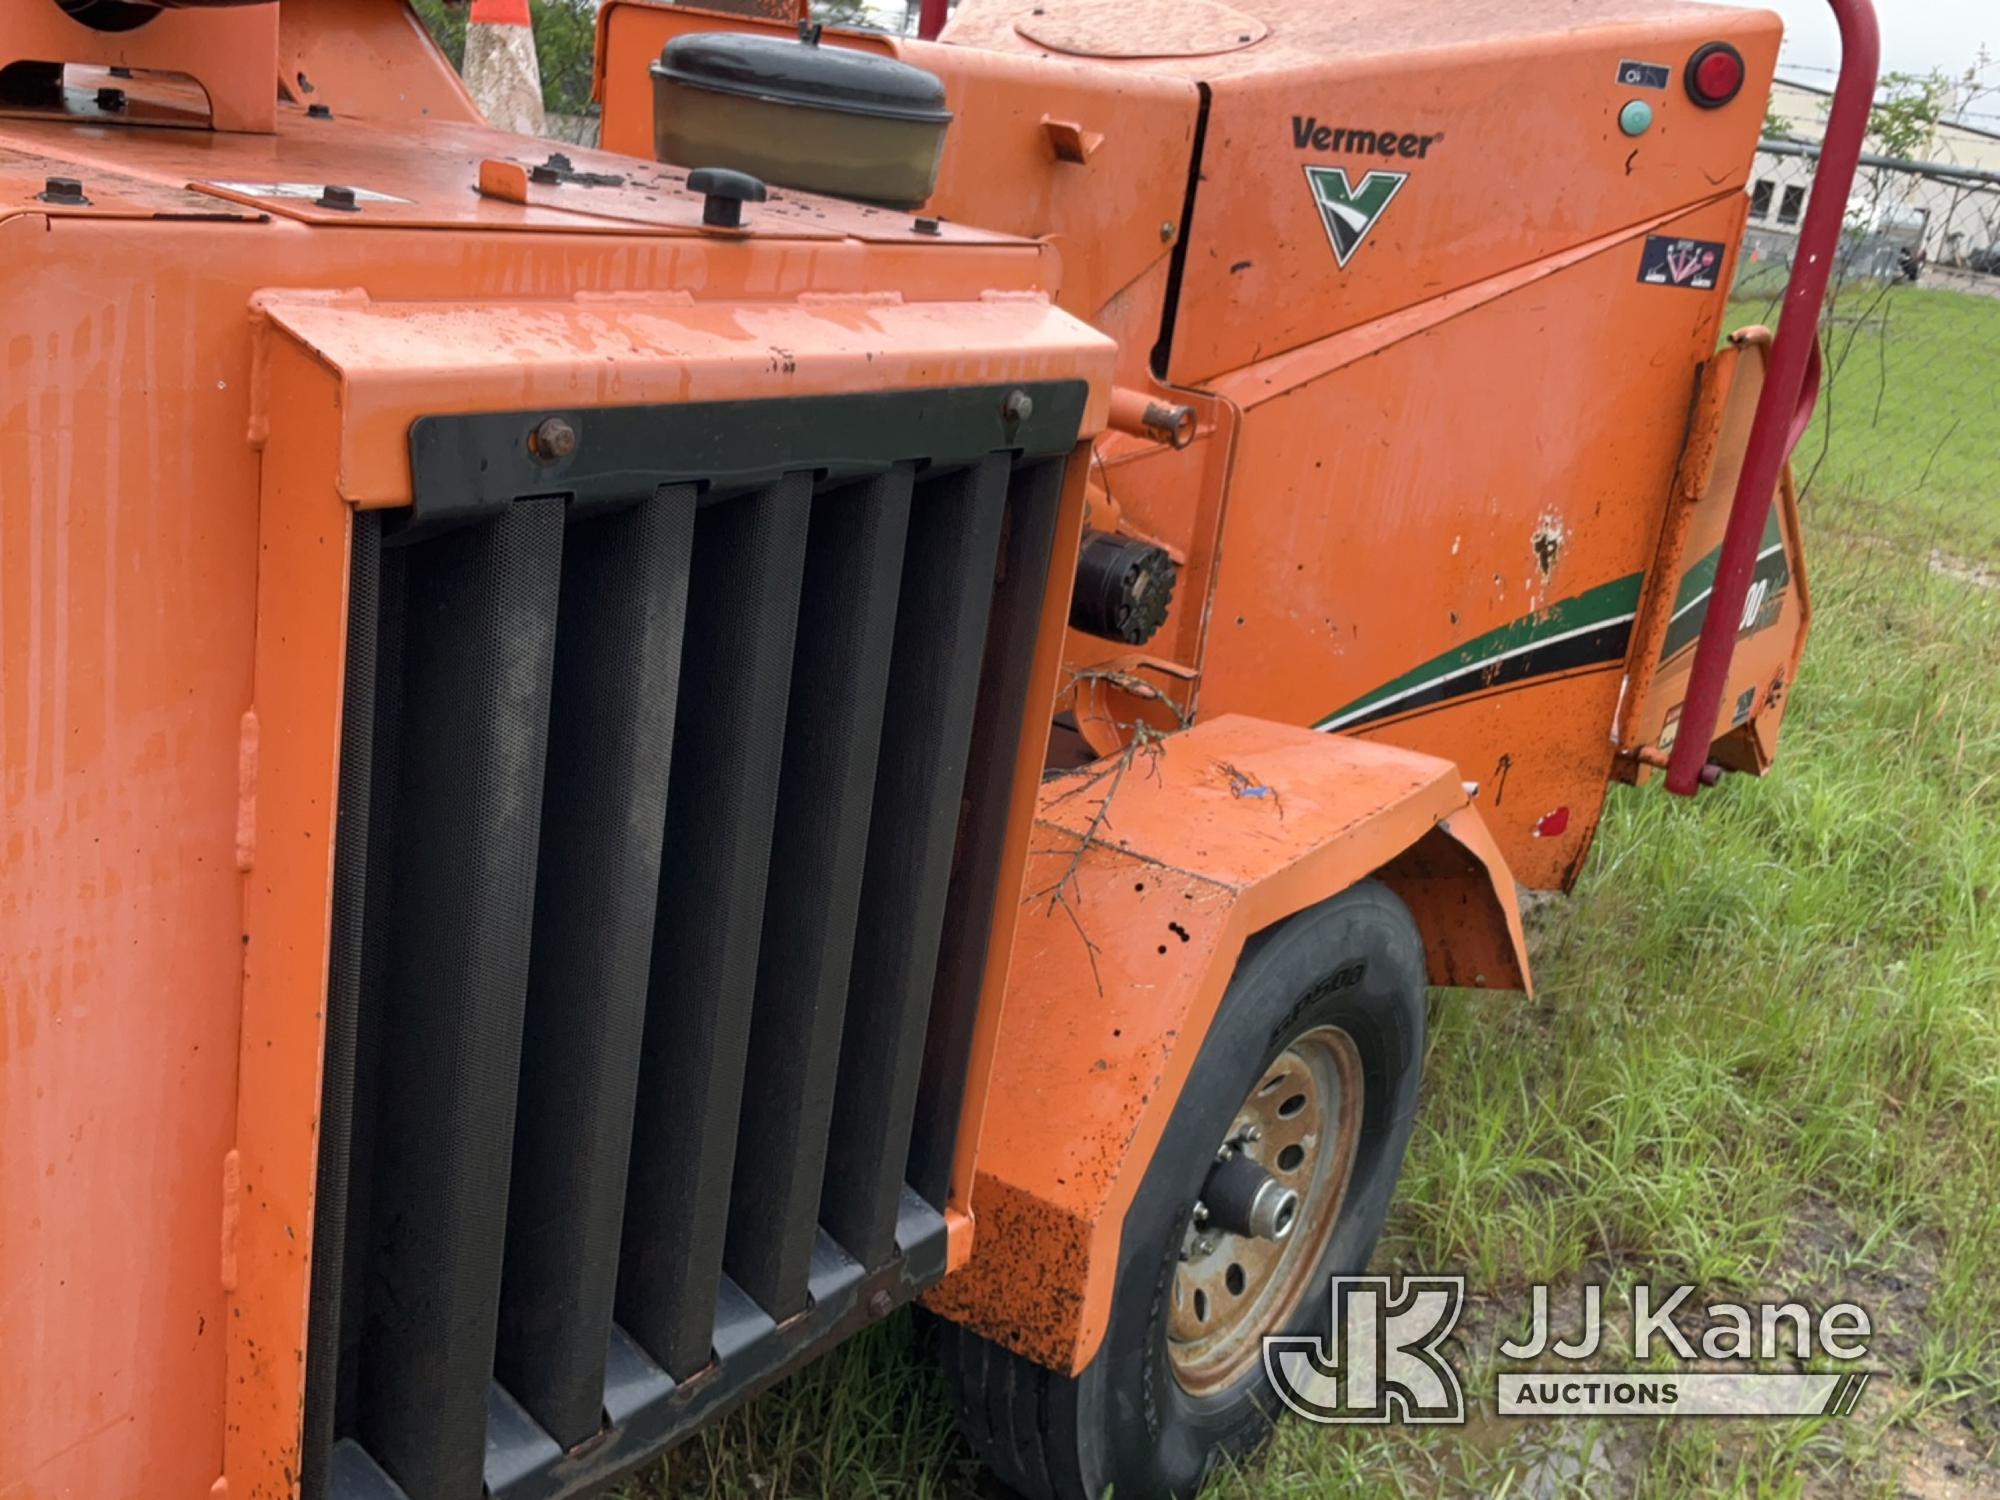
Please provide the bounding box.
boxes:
[1304,166,1407,267]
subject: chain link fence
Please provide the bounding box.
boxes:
[1730,145,2000,564]
[1739,144,2000,296]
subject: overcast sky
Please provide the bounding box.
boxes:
[1742,0,1994,88]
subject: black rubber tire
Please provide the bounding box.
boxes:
[937,880,1427,1500]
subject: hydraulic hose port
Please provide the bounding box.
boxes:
[1108,387,1197,449]
[1201,1151,1300,1243]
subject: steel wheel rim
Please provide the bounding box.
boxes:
[1167,1024,1365,1396]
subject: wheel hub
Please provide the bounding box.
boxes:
[1166,1024,1365,1396]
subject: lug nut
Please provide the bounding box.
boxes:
[38,176,88,206]
[530,416,577,461]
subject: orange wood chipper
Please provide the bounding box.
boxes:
[0,0,1877,1494]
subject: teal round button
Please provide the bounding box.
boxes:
[1620,99,1655,136]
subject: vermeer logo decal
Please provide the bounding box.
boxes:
[1305,166,1407,268]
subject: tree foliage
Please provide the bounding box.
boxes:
[1865,70,1950,162]
[408,0,598,116]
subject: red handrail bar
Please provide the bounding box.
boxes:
[918,0,949,39]
[1665,0,1880,795]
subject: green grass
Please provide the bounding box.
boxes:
[618,285,2000,1499]
[1728,283,2000,559]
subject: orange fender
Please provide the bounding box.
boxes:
[924,713,1527,1373]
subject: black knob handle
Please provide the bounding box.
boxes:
[687,166,768,229]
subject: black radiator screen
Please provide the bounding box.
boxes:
[301,384,1081,1500]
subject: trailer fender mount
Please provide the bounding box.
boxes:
[923,713,1527,1374]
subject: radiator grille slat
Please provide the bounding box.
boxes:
[725,468,916,1320]
[618,475,814,1381]
[337,539,408,1428]
[496,488,698,1446]
[819,456,1013,1268]
[354,501,566,1498]
[908,457,1070,1205]
[300,511,381,1500]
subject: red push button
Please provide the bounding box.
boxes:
[1686,41,1746,108]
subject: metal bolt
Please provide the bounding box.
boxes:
[307,102,333,120]
[1001,389,1034,425]
[38,176,88,205]
[912,216,941,236]
[530,416,577,461]
[867,1289,895,1319]
[1191,1201,1210,1224]
[1238,1124,1262,1144]
[95,87,126,111]
[1160,220,1177,242]
[529,164,563,185]
[316,185,359,212]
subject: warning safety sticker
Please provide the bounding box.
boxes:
[1638,235,1725,291]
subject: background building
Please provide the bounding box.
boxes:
[1744,77,2000,278]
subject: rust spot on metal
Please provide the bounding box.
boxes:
[923,1177,1093,1372]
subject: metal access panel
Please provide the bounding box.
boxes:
[300,384,1086,1500]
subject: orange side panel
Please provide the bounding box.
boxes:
[934,0,1776,387]
[227,335,357,1500]
[1197,195,1748,890]
[924,715,1526,1372]
[277,0,485,126]
[0,219,256,1500]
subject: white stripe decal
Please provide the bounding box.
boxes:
[1317,612,1637,732]
[1666,542,1788,627]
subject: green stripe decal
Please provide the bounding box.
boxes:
[1315,572,1643,732]
[1314,514,1791,734]
[1659,508,1791,664]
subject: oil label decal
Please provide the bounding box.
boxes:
[1618,60,1672,89]
[1639,235,1724,290]
[1305,166,1407,268]
[205,181,417,205]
